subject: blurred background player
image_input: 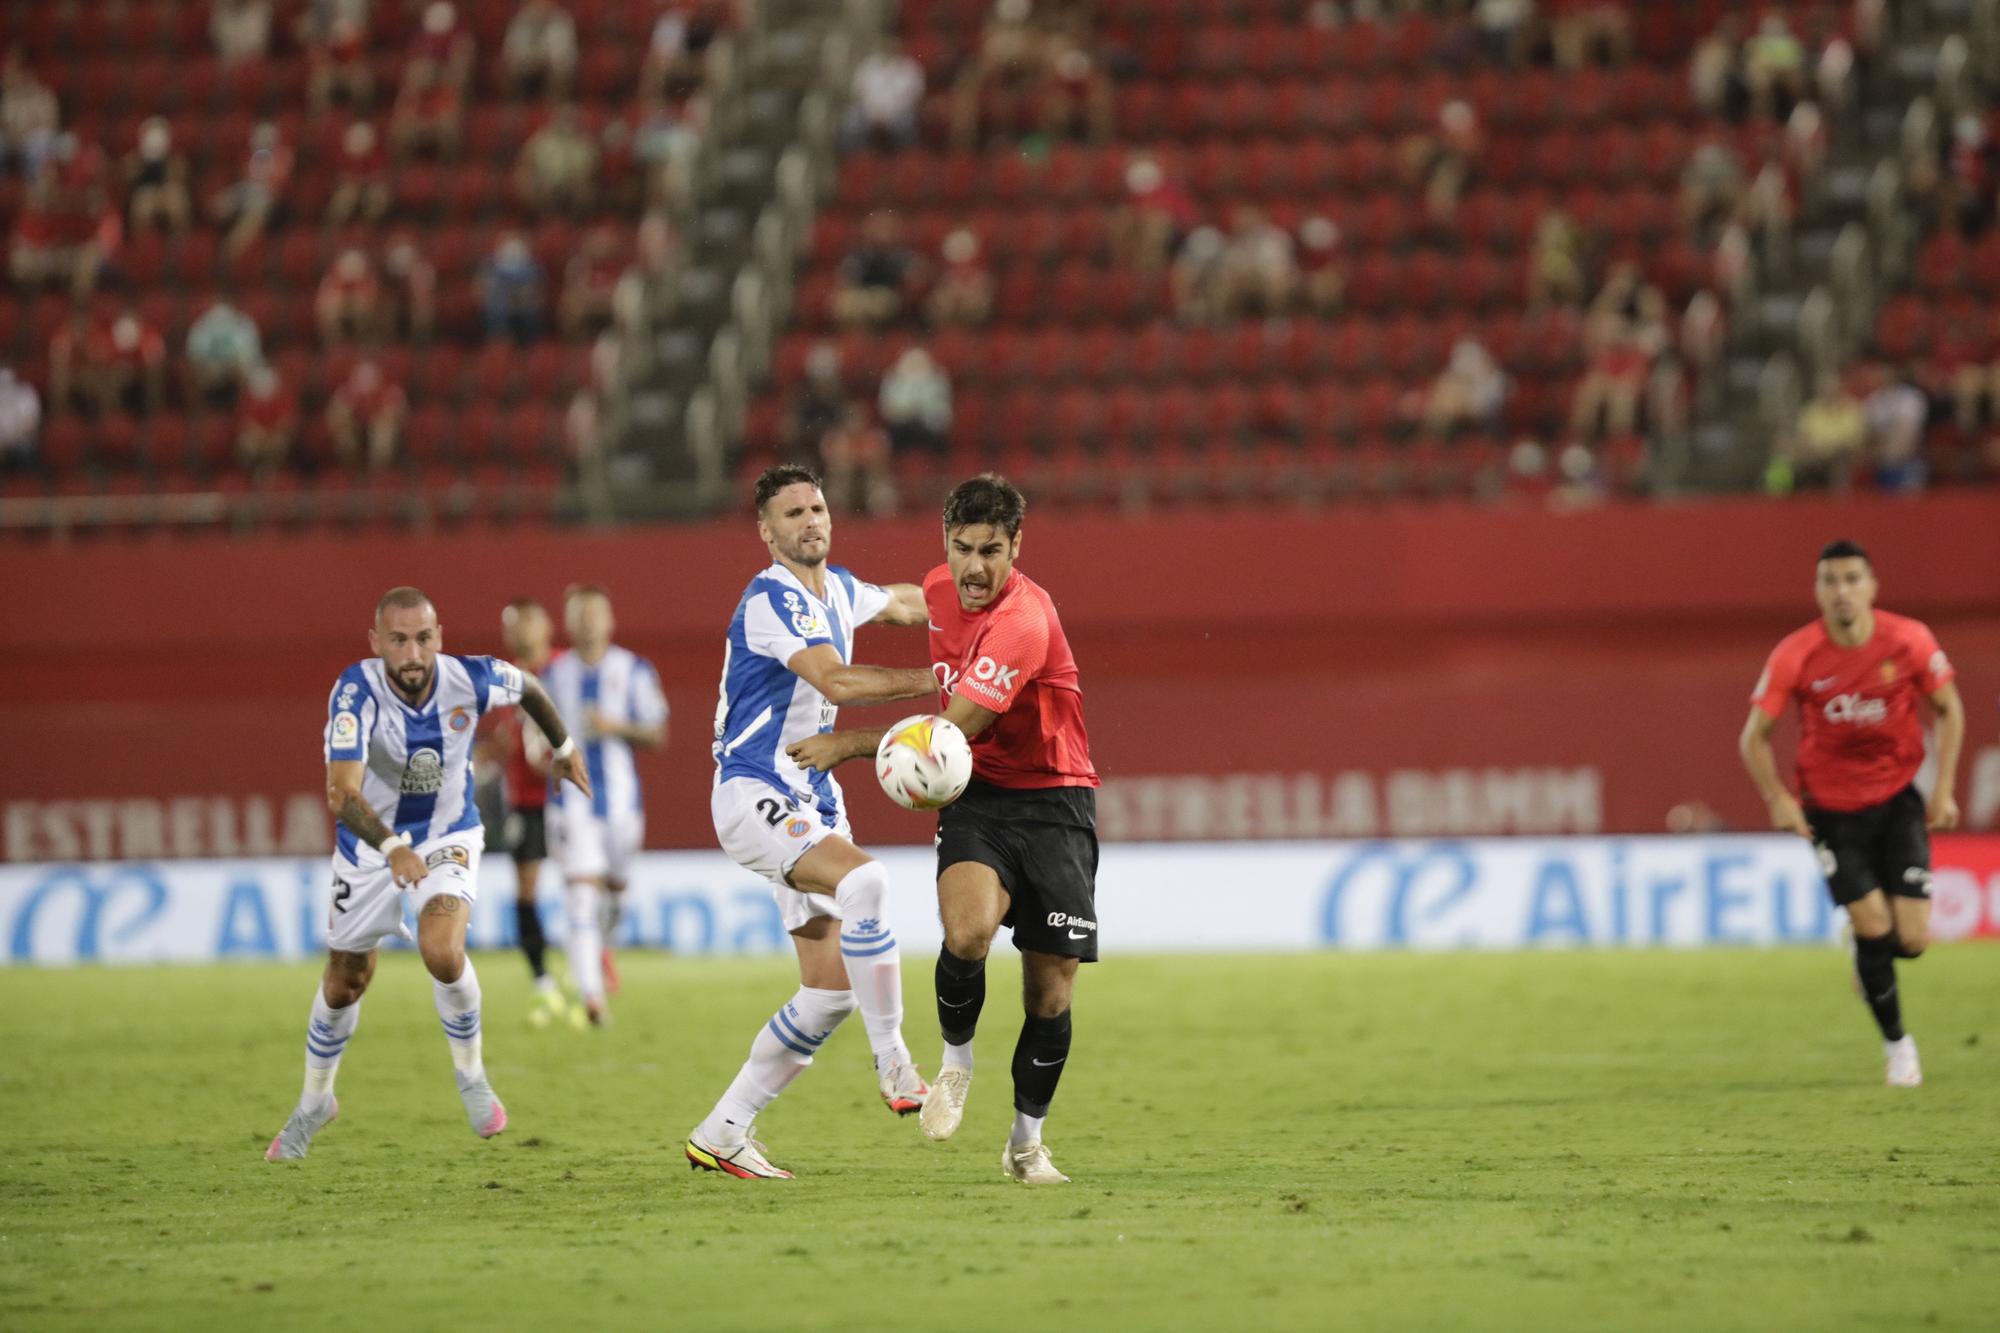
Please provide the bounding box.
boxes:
[484,596,567,1028]
[686,464,937,1180]
[799,475,1099,1185]
[541,584,667,1025]
[1739,540,1963,1087]
[268,587,590,1161]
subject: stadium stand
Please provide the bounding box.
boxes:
[1,0,1995,536]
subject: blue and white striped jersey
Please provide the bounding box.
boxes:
[323,654,525,865]
[541,644,668,819]
[712,562,892,824]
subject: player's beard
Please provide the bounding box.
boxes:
[784,534,827,567]
[391,661,434,702]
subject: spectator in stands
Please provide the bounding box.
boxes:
[517,104,598,214]
[210,0,273,66]
[0,47,59,181]
[327,121,391,224]
[631,88,706,209]
[503,0,579,100]
[1936,308,1997,433]
[1688,17,1744,119]
[93,306,170,416]
[1782,101,1828,186]
[641,1,717,104]
[305,10,373,117]
[832,210,917,329]
[317,247,383,346]
[0,366,42,469]
[561,226,625,340]
[1862,363,1928,494]
[328,358,408,470]
[184,298,264,404]
[1773,372,1866,492]
[479,231,546,344]
[1744,12,1806,122]
[843,38,925,151]
[390,58,465,159]
[1587,260,1667,338]
[47,310,96,414]
[1679,288,1728,413]
[879,346,952,456]
[1933,113,1998,237]
[124,117,191,235]
[1108,156,1196,272]
[9,179,70,286]
[1218,206,1298,319]
[1169,225,1228,325]
[1296,216,1345,315]
[612,210,679,335]
[950,0,1047,150]
[1471,0,1534,67]
[408,1,475,93]
[1569,314,1651,440]
[1679,140,1743,243]
[1403,100,1481,227]
[1419,339,1507,436]
[1548,0,1633,70]
[1525,211,1586,309]
[1038,36,1113,145]
[820,403,895,517]
[787,342,848,462]
[925,228,993,328]
[381,232,438,342]
[236,362,296,477]
[209,121,291,259]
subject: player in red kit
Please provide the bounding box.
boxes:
[1739,540,1965,1087]
[789,475,1097,1184]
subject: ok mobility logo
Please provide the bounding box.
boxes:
[1317,840,1836,947]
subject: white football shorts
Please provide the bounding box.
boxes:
[550,801,644,883]
[712,776,852,933]
[325,830,483,955]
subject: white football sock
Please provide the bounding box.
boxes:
[833,861,910,1071]
[432,957,484,1083]
[566,882,604,1001]
[1009,1110,1045,1150]
[698,986,855,1145]
[301,989,361,1107]
[942,1040,974,1073]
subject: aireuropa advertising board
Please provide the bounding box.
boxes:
[9,835,1995,967]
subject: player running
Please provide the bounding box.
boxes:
[485,597,570,1028]
[686,463,938,1180]
[541,584,667,1026]
[794,474,1099,1184]
[267,586,591,1161]
[1739,540,1964,1087]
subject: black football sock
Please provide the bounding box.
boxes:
[1011,1008,1073,1117]
[515,898,548,980]
[1853,932,1904,1041]
[934,947,986,1046]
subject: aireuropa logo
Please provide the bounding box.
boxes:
[7,866,169,961]
[1319,841,1478,947]
[1823,693,1888,726]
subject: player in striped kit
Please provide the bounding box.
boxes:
[685,464,936,1179]
[540,584,668,1026]
[266,586,591,1161]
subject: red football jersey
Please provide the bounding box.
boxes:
[924,564,1098,790]
[486,705,550,810]
[1751,610,1955,812]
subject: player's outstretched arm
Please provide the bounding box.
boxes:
[1925,680,1964,830]
[786,643,936,707]
[517,674,594,801]
[1738,707,1810,838]
[786,692,1002,774]
[326,760,427,886]
[869,583,929,627]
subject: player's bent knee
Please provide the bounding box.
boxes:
[832,858,890,925]
[943,926,993,962]
[1894,937,1927,960]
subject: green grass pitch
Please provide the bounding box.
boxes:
[1,946,1996,1331]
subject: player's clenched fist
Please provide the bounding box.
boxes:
[387,842,428,887]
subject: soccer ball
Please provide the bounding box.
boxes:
[875,714,973,811]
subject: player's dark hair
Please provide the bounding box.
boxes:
[375,586,433,619]
[942,474,1026,537]
[754,463,823,513]
[1818,539,1871,566]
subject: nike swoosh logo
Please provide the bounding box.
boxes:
[927,621,941,630]
[938,997,975,1009]
[1031,1056,1066,1067]
[1067,929,1089,939]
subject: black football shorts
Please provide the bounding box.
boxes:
[505,807,548,864]
[1804,785,1931,907]
[936,779,1100,962]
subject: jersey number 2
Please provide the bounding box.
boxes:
[755,796,798,827]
